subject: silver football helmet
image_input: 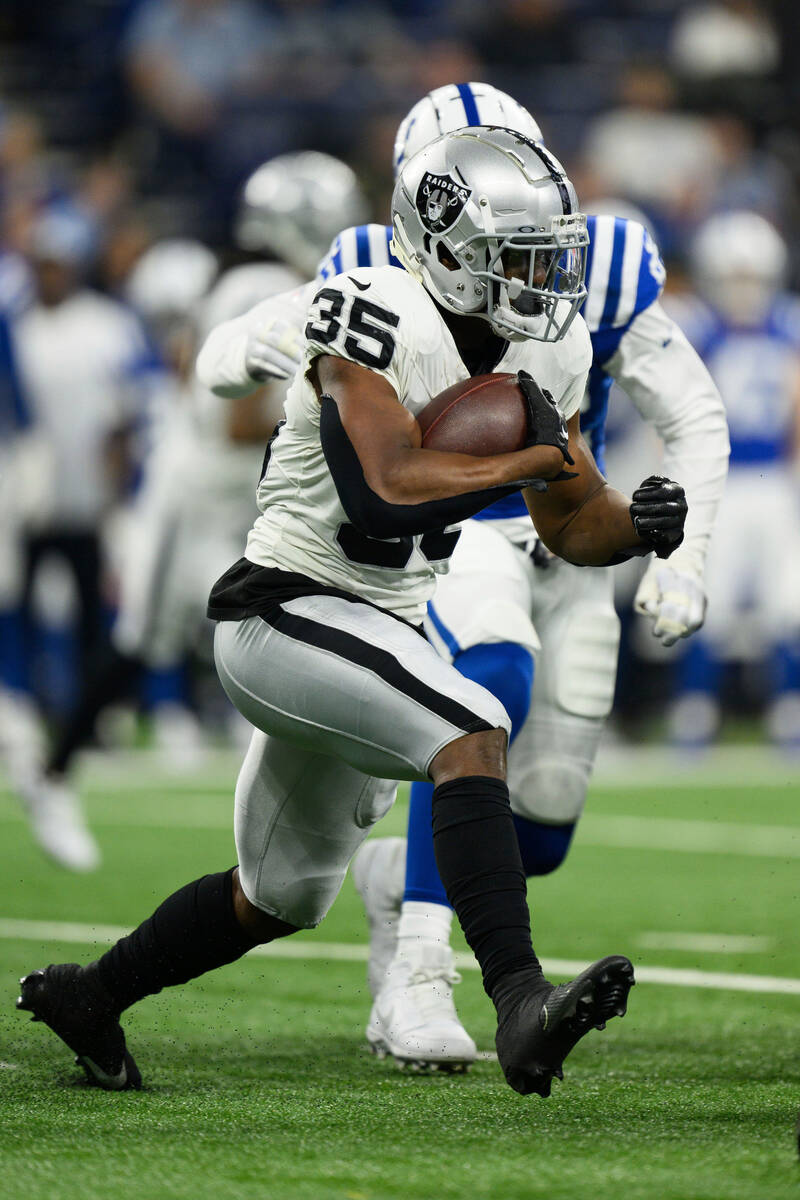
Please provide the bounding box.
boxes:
[235,151,368,277]
[393,82,543,178]
[392,127,588,343]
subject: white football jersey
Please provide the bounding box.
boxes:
[187,263,301,510]
[245,266,591,624]
[13,289,153,526]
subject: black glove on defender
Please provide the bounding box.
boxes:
[630,474,687,559]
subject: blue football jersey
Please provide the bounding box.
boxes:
[0,310,30,436]
[316,214,666,518]
[678,294,800,467]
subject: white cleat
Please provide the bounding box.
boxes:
[367,944,477,1072]
[17,772,100,872]
[151,703,206,772]
[351,837,406,998]
[0,688,45,789]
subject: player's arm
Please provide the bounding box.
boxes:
[314,355,567,537]
[609,300,730,643]
[524,412,687,566]
[226,384,286,444]
[196,283,313,397]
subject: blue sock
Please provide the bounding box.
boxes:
[0,607,29,693]
[404,641,534,906]
[678,636,723,696]
[141,663,187,710]
[512,815,575,875]
[773,641,800,694]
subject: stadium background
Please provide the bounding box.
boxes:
[1,0,799,737]
[2,5,800,1199]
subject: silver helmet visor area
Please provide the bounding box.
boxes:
[457,213,589,341]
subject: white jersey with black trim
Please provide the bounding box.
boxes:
[244,266,591,624]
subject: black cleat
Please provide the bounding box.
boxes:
[494,955,635,1097]
[16,963,141,1091]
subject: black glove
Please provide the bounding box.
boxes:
[517,370,577,481]
[630,475,687,559]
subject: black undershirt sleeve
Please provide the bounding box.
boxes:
[318,393,523,538]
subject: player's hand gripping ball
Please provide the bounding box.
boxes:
[417,372,530,455]
[417,370,575,490]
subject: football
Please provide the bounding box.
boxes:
[417,372,529,456]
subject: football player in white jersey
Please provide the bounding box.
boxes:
[196,83,728,1070]
[18,127,688,1098]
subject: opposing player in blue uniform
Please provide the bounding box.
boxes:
[0,299,45,792]
[197,82,730,1069]
[0,306,33,697]
[665,210,800,750]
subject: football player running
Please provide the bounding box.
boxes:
[197,82,728,1072]
[17,126,687,1098]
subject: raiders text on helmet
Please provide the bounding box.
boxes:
[391,127,588,343]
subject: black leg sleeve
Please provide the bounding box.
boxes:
[90,867,295,1012]
[432,776,543,1000]
[47,645,141,777]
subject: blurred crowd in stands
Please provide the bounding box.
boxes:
[1,0,799,766]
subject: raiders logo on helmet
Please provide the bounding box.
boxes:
[416,171,471,235]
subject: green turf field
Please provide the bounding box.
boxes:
[1,749,799,1200]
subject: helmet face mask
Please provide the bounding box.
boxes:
[392,128,588,343]
[466,219,588,340]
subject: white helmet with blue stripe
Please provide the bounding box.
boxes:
[393,82,543,178]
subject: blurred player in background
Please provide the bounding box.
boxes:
[15,153,366,872]
[0,294,48,786]
[666,210,800,751]
[10,209,159,871]
[198,82,729,1070]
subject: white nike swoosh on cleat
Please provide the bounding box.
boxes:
[78,1055,128,1090]
[541,1004,549,1032]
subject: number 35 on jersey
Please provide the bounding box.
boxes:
[306,285,400,371]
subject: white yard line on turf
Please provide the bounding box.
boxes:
[2,799,798,859]
[637,932,772,954]
[579,814,800,858]
[2,918,798,996]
